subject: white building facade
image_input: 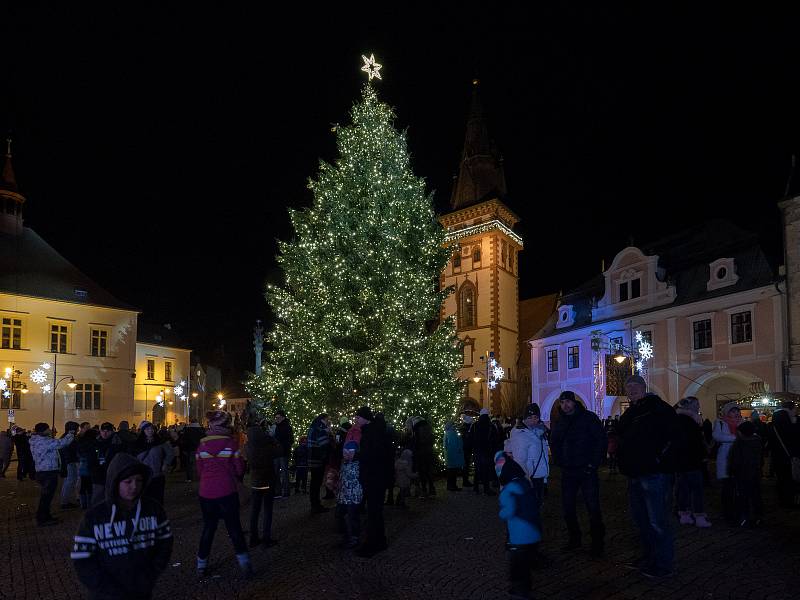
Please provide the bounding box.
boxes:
[529,221,785,422]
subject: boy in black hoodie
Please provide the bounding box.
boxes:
[72,453,173,599]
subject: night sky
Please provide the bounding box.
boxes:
[2,5,798,386]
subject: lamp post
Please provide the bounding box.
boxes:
[2,366,27,412]
[51,376,77,430]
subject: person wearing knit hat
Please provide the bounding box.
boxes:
[674,397,711,528]
[30,421,74,526]
[195,409,252,577]
[616,380,681,577]
[506,403,549,518]
[713,402,742,524]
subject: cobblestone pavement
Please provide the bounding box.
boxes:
[1,466,799,600]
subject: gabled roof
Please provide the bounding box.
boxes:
[136,320,192,351]
[533,220,775,340]
[0,227,137,311]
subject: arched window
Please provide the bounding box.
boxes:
[458,280,477,329]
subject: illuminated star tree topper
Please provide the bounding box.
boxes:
[361,53,382,81]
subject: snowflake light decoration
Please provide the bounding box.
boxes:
[635,331,643,344]
[0,378,6,391]
[2,390,9,398]
[638,341,653,361]
[492,365,505,380]
[635,360,644,374]
[488,380,498,390]
[30,369,48,384]
[42,384,52,393]
[41,362,51,370]
[173,385,184,397]
[180,380,186,387]
[180,395,187,402]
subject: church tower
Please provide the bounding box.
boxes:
[0,138,25,236]
[440,82,523,414]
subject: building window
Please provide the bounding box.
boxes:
[547,349,559,372]
[731,311,752,344]
[458,281,477,329]
[453,252,461,268]
[50,323,69,353]
[473,247,481,262]
[610,336,624,352]
[75,383,102,410]
[618,278,641,302]
[568,346,579,369]
[1,317,22,349]
[693,319,712,350]
[147,359,155,380]
[91,329,108,357]
[164,361,173,382]
[0,380,24,409]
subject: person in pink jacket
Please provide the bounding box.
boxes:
[195,410,252,578]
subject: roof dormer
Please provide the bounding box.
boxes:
[707,258,738,292]
[556,304,575,329]
[593,246,676,321]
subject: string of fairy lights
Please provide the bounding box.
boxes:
[246,55,464,443]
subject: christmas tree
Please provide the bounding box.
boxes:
[246,83,463,436]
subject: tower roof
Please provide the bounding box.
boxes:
[449,80,507,210]
[1,138,19,193]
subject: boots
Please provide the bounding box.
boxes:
[678,511,695,525]
[693,513,712,528]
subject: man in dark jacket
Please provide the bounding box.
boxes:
[12,427,35,480]
[459,414,474,487]
[770,401,798,508]
[412,417,436,497]
[470,409,498,496]
[245,424,282,547]
[617,375,680,579]
[72,453,172,599]
[549,391,606,556]
[116,421,137,453]
[307,413,331,513]
[274,410,294,497]
[59,421,81,509]
[91,423,124,507]
[180,419,205,482]
[356,405,389,557]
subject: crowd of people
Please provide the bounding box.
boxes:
[0,378,799,599]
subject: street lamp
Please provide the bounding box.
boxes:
[51,376,76,430]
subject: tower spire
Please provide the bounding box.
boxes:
[449,80,507,210]
[1,136,18,192]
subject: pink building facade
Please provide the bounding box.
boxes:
[529,221,785,423]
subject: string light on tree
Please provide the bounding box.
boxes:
[246,61,462,446]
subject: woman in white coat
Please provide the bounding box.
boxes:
[506,403,549,513]
[712,402,742,524]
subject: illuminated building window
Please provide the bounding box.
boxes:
[1,317,22,349]
[458,281,476,329]
[75,383,102,410]
[91,329,108,357]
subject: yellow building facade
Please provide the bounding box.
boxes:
[440,84,523,414]
[134,336,191,427]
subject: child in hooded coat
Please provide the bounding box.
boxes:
[71,453,172,600]
[495,451,542,600]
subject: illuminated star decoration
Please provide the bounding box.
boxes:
[42,384,52,394]
[361,54,382,81]
[2,391,9,399]
[0,379,6,391]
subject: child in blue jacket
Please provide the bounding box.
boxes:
[495,451,541,599]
